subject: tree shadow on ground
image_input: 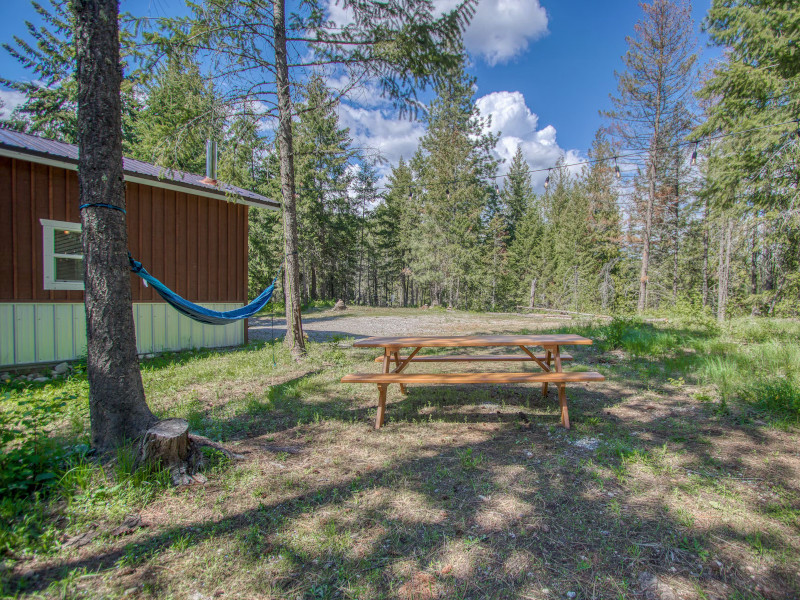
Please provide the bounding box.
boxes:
[8,323,798,598]
[8,405,797,598]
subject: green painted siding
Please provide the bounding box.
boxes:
[0,303,245,367]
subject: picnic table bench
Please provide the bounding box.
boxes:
[341,335,604,430]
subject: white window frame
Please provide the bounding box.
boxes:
[40,218,84,291]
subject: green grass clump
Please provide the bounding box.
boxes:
[564,315,800,420]
[744,378,800,421]
[0,389,88,499]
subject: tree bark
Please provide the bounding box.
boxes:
[750,220,758,314]
[529,278,536,308]
[717,215,733,322]
[273,0,306,356]
[75,0,155,452]
[702,199,709,307]
[672,192,679,302]
[638,152,657,313]
[138,419,205,486]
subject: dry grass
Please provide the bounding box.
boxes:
[2,308,799,599]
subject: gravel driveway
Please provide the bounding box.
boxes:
[248,309,552,343]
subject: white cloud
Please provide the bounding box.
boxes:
[442,0,549,65]
[325,0,548,66]
[0,89,26,119]
[475,90,581,188]
[337,103,425,172]
[335,90,579,192]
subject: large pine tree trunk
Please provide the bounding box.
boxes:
[273,0,306,356]
[75,0,155,452]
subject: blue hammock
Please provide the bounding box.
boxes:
[129,255,280,325]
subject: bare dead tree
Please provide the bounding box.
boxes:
[604,0,697,313]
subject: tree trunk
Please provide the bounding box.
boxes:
[310,264,318,301]
[750,220,758,314]
[638,159,656,313]
[75,0,155,452]
[301,263,309,304]
[672,195,679,302]
[702,199,709,307]
[138,419,205,486]
[573,266,579,312]
[717,215,733,322]
[529,278,536,308]
[273,0,305,356]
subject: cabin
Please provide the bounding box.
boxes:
[0,128,279,368]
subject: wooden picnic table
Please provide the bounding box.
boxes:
[341,334,603,430]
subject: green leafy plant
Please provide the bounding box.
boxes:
[0,390,85,498]
[456,447,485,470]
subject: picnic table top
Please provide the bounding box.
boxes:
[352,334,594,349]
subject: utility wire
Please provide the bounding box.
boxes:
[280,117,800,196]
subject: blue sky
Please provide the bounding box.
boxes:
[0,0,720,185]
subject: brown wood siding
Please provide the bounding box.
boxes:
[0,156,248,303]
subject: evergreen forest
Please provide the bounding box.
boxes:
[3,0,798,321]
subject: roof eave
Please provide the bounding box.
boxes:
[0,143,280,211]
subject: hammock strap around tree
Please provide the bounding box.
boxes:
[129,254,282,325]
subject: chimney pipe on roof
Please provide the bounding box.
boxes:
[201,139,217,185]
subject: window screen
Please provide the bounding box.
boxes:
[53,229,83,282]
[41,219,84,290]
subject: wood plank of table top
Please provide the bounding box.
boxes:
[372,353,574,362]
[342,371,605,384]
[352,334,593,348]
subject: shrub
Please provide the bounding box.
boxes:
[600,316,642,352]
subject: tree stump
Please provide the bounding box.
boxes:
[138,419,205,486]
[333,299,347,311]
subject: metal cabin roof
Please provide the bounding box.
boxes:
[0,128,280,210]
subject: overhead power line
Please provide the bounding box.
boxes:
[288,117,800,197]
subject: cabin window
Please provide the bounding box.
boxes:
[40,219,84,290]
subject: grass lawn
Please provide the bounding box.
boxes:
[1,309,800,599]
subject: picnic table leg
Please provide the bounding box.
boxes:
[542,349,552,397]
[552,345,569,429]
[558,384,570,429]
[374,349,391,428]
[376,384,387,429]
[393,351,407,395]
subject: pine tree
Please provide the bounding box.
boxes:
[538,162,592,310]
[381,158,416,306]
[248,152,284,299]
[581,130,623,308]
[695,0,799,210]
[145,0,476,356]
[130,54,222,174]
[604,0,698,313]
[2,0,144,144]
[412,57,499,309]
[293,76,356,301]
[502,147,534,243]
[352,162,379,304]
[507,190,544,308]
[74,0,155,451]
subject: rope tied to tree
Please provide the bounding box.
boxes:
[79,203,126,214]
